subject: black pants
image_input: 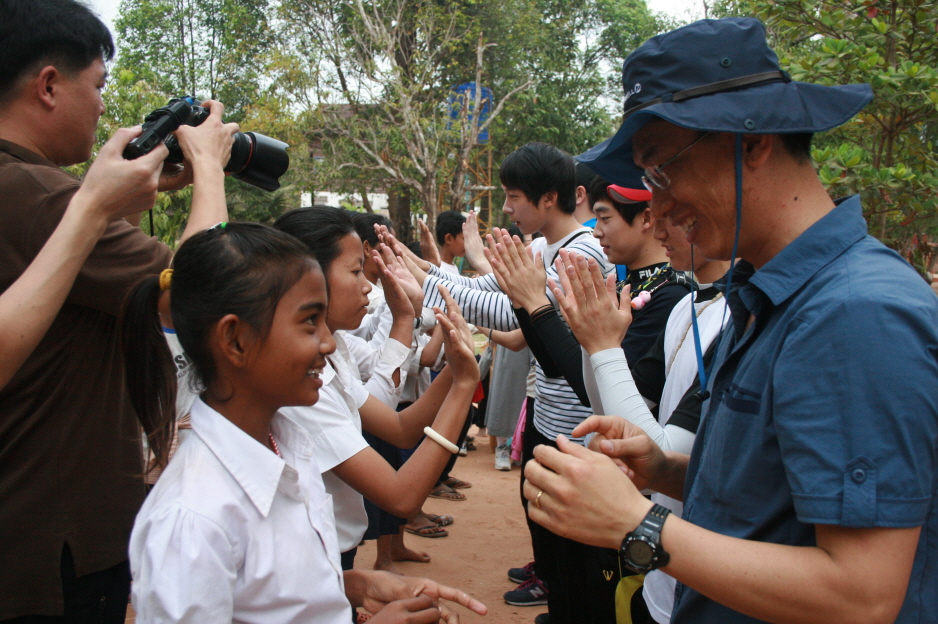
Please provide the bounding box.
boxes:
[521,400,620,624]
[1,545,130,624]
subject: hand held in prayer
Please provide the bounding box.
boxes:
[551,249,632,355]
[486,231,549,311]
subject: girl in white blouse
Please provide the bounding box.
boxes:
[122,222,485,623]
[273,208,481,568]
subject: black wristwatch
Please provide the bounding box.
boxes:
[619,504,671,574]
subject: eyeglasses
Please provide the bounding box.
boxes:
[642,131,712,192]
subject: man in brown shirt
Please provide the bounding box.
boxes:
[0,0,236,620]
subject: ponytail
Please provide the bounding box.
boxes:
[121,275,177,473]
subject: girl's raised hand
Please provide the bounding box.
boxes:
[376,243,424,314]
[373,247,415,323]
[433,288,478,385]
[376,224,432,273]
[549,249,632,355]
[436,284,473,353]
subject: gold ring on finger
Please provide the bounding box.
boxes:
[535,489,544,509]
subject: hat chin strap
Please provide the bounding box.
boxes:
[623,70,788,120]
[692,133,742,402]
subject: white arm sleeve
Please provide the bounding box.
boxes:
[131,505,236,623]
[590,348,673,451]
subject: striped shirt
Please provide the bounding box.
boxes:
[423,228,613,440]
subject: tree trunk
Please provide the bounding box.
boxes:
[387,185,413,245]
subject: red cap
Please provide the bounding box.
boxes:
[607,184,652,204]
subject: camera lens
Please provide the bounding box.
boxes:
[225,132,290,192]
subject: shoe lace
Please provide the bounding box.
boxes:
[517,575,543,591]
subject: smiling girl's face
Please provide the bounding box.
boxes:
[325,233,372,332]
[241,267,335,410]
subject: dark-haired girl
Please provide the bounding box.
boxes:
[123,222,485,622]
[273,207,480,570]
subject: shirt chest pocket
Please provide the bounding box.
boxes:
[699,384,788,512]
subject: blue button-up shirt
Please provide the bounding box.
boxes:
[673,196,938,623]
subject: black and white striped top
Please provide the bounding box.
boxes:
[422,228,613,441]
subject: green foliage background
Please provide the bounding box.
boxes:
[94,0,937,273]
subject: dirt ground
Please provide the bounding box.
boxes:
[354,426,537,624]
[127,426,538,623]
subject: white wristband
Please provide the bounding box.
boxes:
[423,426,459,454]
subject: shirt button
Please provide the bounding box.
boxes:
[851,468,866,483]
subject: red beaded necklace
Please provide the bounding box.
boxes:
[268,432,282,458]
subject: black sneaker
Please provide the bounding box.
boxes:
[534,614,550,624]
[508,560,535,584]
[504,576,549,606]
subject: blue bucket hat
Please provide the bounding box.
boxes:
[578,17,873,186]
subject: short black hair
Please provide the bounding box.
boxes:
[588,176,647,225]
[274,206,357,276]
[507,225,523,239]
[499,143,576,214]
[0,0,114,104]
[436,211,466,246]
[353,212,392,247]
[779,133,814,163]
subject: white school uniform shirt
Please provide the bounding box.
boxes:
[280,330,409,552]
[130,398,351,624]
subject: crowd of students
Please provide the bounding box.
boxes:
[1,1,936,624]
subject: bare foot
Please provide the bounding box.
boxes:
[373,556,403,575]
[391,543,430,563]
[391,530,430,563]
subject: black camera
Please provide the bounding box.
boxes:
[122,96,289,192]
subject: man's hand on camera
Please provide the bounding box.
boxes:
[76,126,166,224]
[159,100,239,191]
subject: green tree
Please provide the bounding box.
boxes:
[103,0,295,244]
[732,0,938,274]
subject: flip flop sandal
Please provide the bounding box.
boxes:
[425,513,455,527]
[442,476,472,490]
[404,524,449,538]
[428,485,466,501]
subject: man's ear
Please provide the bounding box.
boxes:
[640,207,655,231]
[444,232,456,245]
[575,185,587,206]
[539,191,558,211]
[743,133,774,169]
[33,66,62,111]
[213,313,254,369]
[362,240,375,256]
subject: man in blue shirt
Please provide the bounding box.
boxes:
[521,17,937,624]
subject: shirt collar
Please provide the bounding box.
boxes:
[189,398,288,518]
[749,196,867,306]
[0,139,59,168]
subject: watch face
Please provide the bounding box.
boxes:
[627,540,654,567]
